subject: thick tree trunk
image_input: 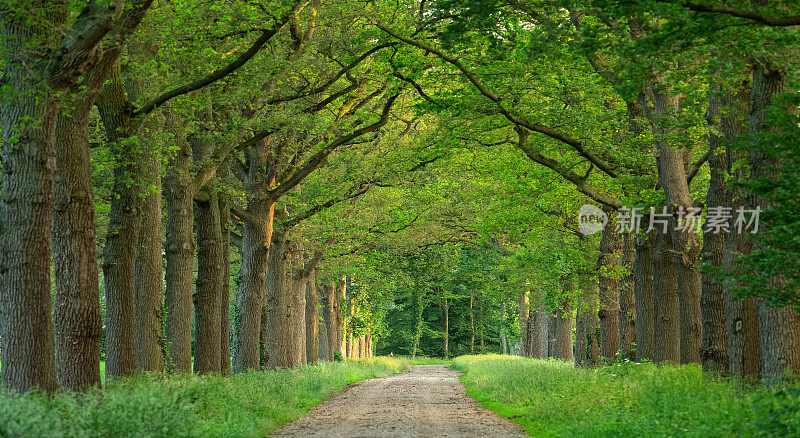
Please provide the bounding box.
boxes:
[500,300,507,355]
[346,292,355,359]
[163,136,194,373]
[748,61,800,383]
[529,300,545,358]
[554,298,574,361]
[290,257,308,367]
[194,189,223,374]
[598,224,622,361]
[619,234,636,360]
[575,312,586,365]
[266,228,294,369]
[233,144,272,372]
[323,283,337,360]
[218,183,232,375]
[518,290,529,355]
[134,140,164,373]
[651,226,681,363]
[470,291,475,354]
[99,67,142,379]
[633,235,655,362]
[0,57,60,394]
[337,277,347,357]
[444,297,450,356]
[699,83,730,374]
[53,109,102,389]
[645,83,703,364]
[306,271,320,364]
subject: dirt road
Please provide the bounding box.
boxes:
[271,364,527,437]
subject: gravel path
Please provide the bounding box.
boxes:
[270,364,527,437]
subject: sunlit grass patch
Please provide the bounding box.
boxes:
[453,355,798,437]
[0,357,406,437]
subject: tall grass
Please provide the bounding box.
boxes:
[0,357,407,438]
[452,355,799,437]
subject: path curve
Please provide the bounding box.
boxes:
[271,364,527,437]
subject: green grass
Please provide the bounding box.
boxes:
[0,357,407,437]
[453,354,800,437]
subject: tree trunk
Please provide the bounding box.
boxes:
[0,47,60,394]
[53,107,102,389]
[748,61,800,383]
[306,271,320,364]
[700,83,730,374]
[651,225,681,363]
[266,227,294,369]
[337,277,347,358]
[232,143,273,373]
[443,297,450,356]
[323,283,337,360]
[470,291,475,354]
[134,138,164,374]
[163,129,194,373]
[633,234,655,362]
[98,66,142,379]
[619,234,636,360]
[554,297,574,361]
[194,189,223,374]
[645,83,703,364]
[529,300,545,358]
[518,290,529,356]
[500,300,507,355]
[598,224,621,361]
[218,180,232,375]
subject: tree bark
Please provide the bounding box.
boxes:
[0,50,60,394]
[443,296,450,356]
[233,142,273,373]
[194,189,223,374]
[651,225,681,363]
[470,291,475,354]
[265,227,294,369]
[218,176,232,375]
[518,290,529,355]
[53,103,103,389]
[619,233,636,360]
[306,270,320,364]
[633,234,655,362]
[645,83,703,364]
[323,282,337,360]
[134,134,164,374]
[98,65,142,379]
[748,60,800,383]
[554,294,574,361]
[163,122,194,373]
[700,82,730,374]
[598,223,622,360]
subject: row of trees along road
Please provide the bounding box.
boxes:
[1,0,800,393]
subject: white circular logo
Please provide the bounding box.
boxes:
[578,204,607,235]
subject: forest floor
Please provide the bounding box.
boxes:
[270,364,527,437]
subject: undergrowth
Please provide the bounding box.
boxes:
[452,354,799,437]
[0,357,407,438]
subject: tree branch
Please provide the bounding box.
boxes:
[376,23,619,178]
[268,92,402,201]
[133,2,299,117]
[677,2,800,26]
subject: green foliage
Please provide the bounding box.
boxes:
[0,358,406,437]
[452,355,800,437]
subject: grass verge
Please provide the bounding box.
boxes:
[453,354,800,437]
[0,356,407,438]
